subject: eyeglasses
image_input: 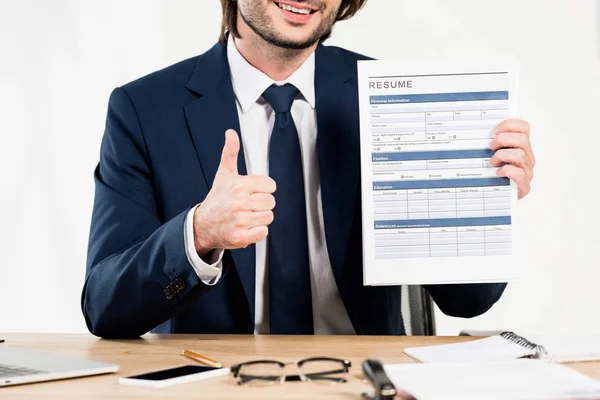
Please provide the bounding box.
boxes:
[230,357,351,386]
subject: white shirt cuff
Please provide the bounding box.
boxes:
[184,205,224,285]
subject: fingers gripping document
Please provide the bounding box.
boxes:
[358,59,520,285]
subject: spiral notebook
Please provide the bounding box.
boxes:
[404,331,600,363]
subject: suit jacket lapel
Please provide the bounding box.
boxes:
[184,43,256,324]
[315,45,361,314]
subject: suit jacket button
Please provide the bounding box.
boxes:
[163,285,175,300]
[175,279,186,291]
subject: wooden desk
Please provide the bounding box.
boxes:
[2,334,600,399]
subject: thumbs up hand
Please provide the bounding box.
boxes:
[193,130,276,256]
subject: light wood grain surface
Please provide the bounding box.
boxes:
[1,333,599,399]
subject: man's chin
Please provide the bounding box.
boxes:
[241,8,327,50]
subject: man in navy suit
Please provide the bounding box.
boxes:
[82,0,535,338]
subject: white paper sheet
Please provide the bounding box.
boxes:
[384,360,600,400]
[358,58,520,285]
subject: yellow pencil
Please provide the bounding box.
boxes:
[182,349,222,368]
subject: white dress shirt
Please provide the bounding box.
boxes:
[183,36,355,335]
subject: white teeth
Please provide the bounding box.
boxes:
[278,3,311,15]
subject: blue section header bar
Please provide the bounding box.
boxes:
[370,91,509,105]
[373,177,510,190]
[372,149,495,162]
[375,216,511,229]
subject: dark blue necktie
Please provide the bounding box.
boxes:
[262,84,313,334]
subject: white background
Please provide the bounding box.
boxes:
[1,0,599,335]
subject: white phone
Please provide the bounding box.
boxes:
[118,365,230,388]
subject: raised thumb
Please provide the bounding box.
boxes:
[217,129,240,175]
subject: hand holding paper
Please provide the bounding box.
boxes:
[490,118,535,199]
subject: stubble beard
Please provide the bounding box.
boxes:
[239,1,338,50]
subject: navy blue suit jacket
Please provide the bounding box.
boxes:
[82,42,506,338]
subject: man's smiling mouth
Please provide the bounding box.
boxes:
[275,2,317,15]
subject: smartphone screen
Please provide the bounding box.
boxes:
[125,365,221,381]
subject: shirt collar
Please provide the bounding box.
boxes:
[227,35,316,113]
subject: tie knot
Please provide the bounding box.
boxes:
[262,84,299,114]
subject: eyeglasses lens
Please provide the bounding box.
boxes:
[236,362,285,387]
[299,360,348,385]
